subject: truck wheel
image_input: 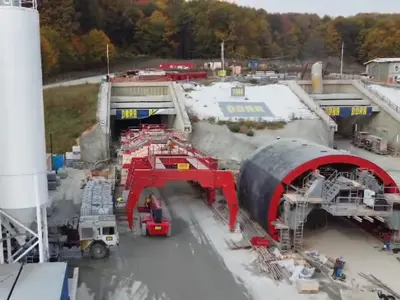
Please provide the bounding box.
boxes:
[141,223,147,236]
[90,242,109,259]
[166,225,172,237]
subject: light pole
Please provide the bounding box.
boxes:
[106,44,110,76]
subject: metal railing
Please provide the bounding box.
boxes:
[323,196,393,217]
[147,144,218,170]
[0,0,37,9]
[301,171,315,189]
[358,80,400,114]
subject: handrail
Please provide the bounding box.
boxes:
[324,196,393,214]
[358,80,400,114]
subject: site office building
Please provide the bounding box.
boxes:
[364,58,400,84]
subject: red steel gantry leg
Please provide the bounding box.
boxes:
[125,169,239,232]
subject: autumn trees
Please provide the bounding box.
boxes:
[38,0,400,76]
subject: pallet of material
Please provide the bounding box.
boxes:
[296,279,319,294]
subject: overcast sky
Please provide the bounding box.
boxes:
[235,0,400,16]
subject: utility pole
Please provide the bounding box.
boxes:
[340,42,344,77]
[49,132,53,171]
[221,40,225,73]
[106,44,110,76]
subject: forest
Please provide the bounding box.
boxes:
[38,0,400,76]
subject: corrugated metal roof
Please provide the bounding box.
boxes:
[0,264,20,300]
[9,262,67,300]
[364,58,400,65]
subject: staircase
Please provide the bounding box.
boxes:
[293,199,307,250]
[283,81,338,133]
[322,171,341,203]
[279,201,292,251]
[353,80,400,120]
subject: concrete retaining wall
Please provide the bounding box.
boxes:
[170,82,192,134]
[353,80,400,147]
[282,81,335,147]
[79,82,109,163]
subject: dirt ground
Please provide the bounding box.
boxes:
[303,216,400,295]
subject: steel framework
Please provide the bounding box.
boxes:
[124,132,239,231]
[0,205,49,264]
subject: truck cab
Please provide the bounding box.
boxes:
[79,215,119,259]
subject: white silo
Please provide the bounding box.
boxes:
[0,0,49,263]
[311,61,323,94]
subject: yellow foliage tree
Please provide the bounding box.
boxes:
[40,35,58,75]
[361,19,400,60]
[82,29,116,65]
[324,22,341,57]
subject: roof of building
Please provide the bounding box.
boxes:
[0,264,20,300]
[364,58,400,65]
[0,262,68,300]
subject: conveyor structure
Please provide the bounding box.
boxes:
[122,125,239,231]
[237,138,400,251]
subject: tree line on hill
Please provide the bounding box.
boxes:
[38,0,400,76]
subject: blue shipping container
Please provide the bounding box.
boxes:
[53,154,65,171]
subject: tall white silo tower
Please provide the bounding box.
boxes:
[0,0,49,263]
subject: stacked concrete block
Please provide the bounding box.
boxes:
[81,180,113,217]
[47,171,57,191]
[65,146,81,168]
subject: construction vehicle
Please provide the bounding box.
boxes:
[139,194,171,236]
[48,180,119,259]
[353,131,388,155]
[119,124,239,232]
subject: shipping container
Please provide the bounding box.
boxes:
[159,62,195,70]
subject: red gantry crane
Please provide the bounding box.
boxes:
[123,125,239,232]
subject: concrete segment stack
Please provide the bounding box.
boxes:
[81,180,113,217]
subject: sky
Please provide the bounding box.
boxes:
[235,0,400,17]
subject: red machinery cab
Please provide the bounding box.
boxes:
[138,194,171,236]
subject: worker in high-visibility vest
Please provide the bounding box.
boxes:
[167,139,174,153]
[145,195,152,208]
